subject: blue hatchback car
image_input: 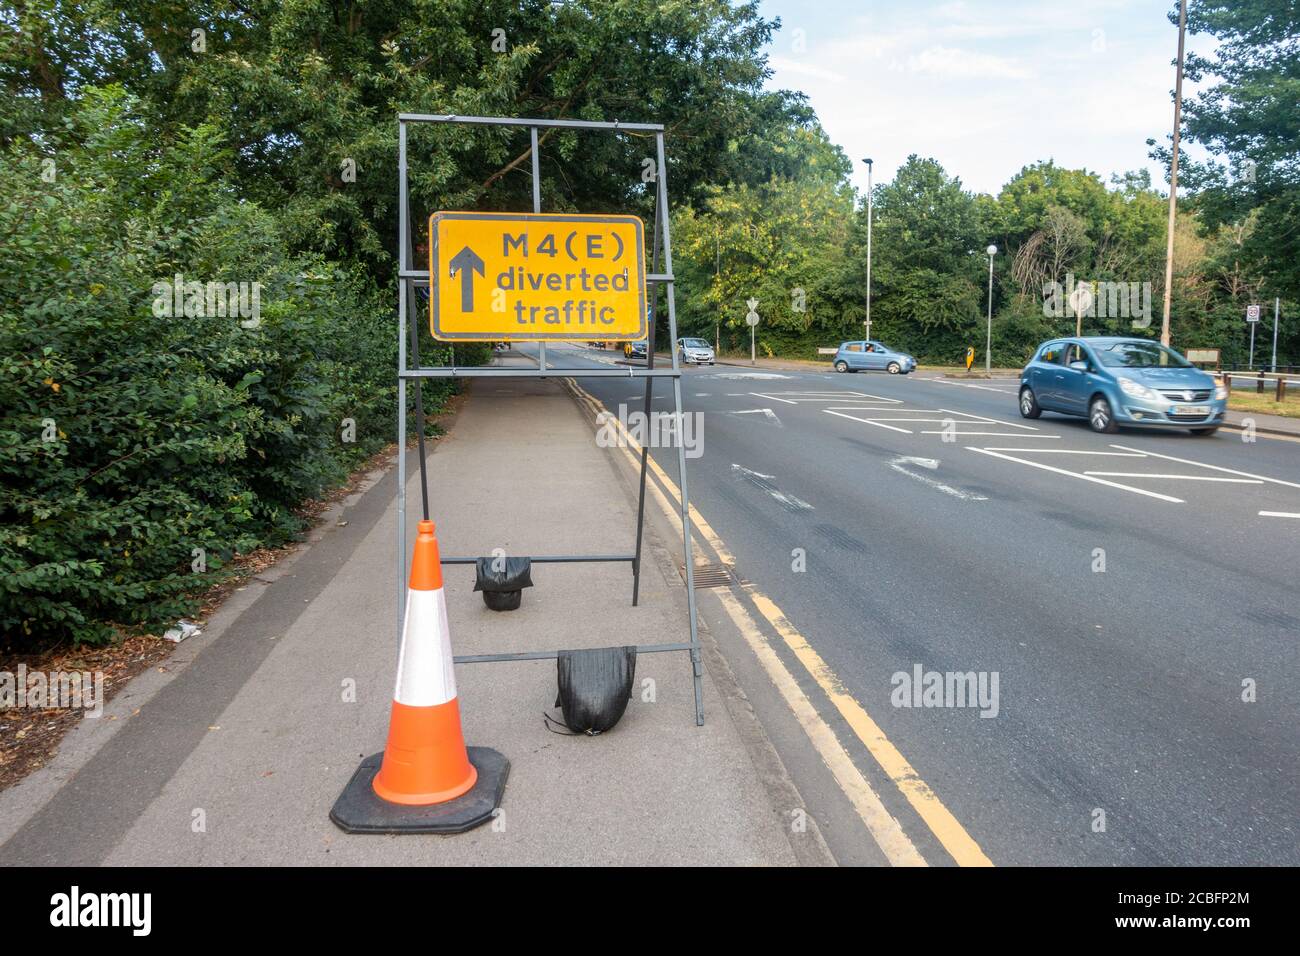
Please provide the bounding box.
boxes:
[1019,337,1227,434]
[833,340,917,374]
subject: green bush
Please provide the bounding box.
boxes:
[0,88,436,644]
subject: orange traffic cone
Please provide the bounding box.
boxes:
[331,519,508,834]
[373,520,476,804]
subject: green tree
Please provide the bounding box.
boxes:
[1172,0,1300,302]
[672,117,856,356]
[2,0,792,279]
[862,156,986,361]
[0,88,399,642]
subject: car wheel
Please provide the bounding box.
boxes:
[887,362,901,374]
[1189,426,1219,436]
[1019,387,1042,419]
[834,360,849,373]
[1089,395,1118,433]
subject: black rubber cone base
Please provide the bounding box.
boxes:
[329,746,509,834]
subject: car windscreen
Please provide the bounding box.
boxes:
[682,339,710,348]
[1095,341,1191,368]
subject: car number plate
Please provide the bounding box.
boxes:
[1171,404,1210,416]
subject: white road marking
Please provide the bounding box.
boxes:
[920,431,1060,438]
[751,390,900,405]
[731,463,814,511]
[823,409,912,433]
[930,379,1020,393]
[1084,472,1264,483]
[1109,444,1300,490]
[1259,511,1300,518]
[713,372,791,380]
[730,408,783,426]
[981,449,1147,456]
[967,447,1185,503]
[888,456,988,501]
[694,393,711,397]
[937,408,1040,431]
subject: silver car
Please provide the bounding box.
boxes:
[676,337,716,365]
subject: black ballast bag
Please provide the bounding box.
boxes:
[473,557,534,612]
[552,646,637,735]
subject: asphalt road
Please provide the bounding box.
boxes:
[521,343,1300,866]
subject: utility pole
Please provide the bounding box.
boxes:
[862,157,873,342]
[715,229,721,353]
[1160,0,1188,348]
[986,245,997,376]
[1272,297,1280,373]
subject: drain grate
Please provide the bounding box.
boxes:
[679,562,732,589]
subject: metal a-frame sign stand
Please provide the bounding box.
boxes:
[396,113,704,725]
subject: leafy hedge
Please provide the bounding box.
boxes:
[0,88,451,644]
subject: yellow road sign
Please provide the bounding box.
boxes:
[428,211,647,341]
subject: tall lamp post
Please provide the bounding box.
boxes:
[1160,0,1189,348]
[862,157,873,342]
[985,245,997,376]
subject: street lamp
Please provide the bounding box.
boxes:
[862,157,873,342]
[985,245,997,376]
[1160,0,1188,348]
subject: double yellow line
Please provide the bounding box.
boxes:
[569,380,993,867]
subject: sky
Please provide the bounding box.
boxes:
[757,0,1216,197]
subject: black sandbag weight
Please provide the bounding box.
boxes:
[474,556,534,612]
[553,646,637,735]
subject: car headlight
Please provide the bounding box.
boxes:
[1215,384,1228,400]
[1118,377,1159,401]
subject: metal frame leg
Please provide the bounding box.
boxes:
[632,182,663,607]
[397,118,409,636]
[656,132,704,726]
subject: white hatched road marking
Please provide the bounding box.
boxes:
[930,378,1021,393]
[966,447,1185,503]
[751,390,900,405]
[823,402,1048,440]
[971,442,1299,507]
[1259,511,1300,518]
[1084,472,1264,483]
[1109,444,1300,490]
[981,448,1147,456]
[937,408,1039,431]
[824,409,914,433]
[920,431,1060,438]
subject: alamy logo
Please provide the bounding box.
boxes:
[1042,273,1151,328]
[50,886,151,936]
[151,272,262,328]
[0,666,104,717]
[891,664,1000,718]
[595,403,703,459]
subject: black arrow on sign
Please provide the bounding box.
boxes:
[449,246,485,312]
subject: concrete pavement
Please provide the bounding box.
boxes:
[0,370,826,866]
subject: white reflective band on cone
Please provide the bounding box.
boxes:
[392,587,457,707]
